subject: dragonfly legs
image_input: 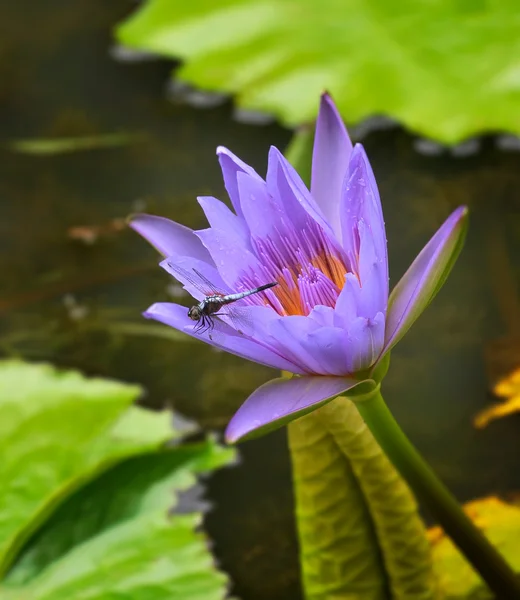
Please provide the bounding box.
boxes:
[193,314,215,336]
[192,311,247,341]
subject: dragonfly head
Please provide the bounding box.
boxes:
[188,305,202,321]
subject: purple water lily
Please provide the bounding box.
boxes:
[130,93,467,443]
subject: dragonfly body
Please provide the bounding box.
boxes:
[188,281,278,333]
[166,262,278,336]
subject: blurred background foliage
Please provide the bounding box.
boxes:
[117,0,520,143]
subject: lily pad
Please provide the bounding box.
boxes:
[0,361,235,600]
[116,0,520,143]
[0,361,173,576]
[1,442,234,600]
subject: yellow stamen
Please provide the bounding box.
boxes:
[260,251,349,317]
[311,252,348,290]
[272,273,304,316]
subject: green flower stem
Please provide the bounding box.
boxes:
[355,389,520,599]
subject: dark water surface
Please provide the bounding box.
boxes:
[1,2,520,599]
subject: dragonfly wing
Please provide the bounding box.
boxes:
[167,262,226,299]
[192,268,224,295]
[214,305,256,337]
[166,262,205,295]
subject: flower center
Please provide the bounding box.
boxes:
[239,217,350,316]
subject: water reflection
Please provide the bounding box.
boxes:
[1,1,519,598]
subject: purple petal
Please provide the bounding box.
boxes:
[225,375,363,442]
[304,327,351,375]
[268,316,336,375]
[341,220,387,319]
[144,302,304,374]
[160,254,231,301]
[383,206,468,354]
[266,146,350,270]
[237,172,285,241]
[195,227,262,289]
[334,273,357,325]
[216,146,262,219]
[266,146,336,238]
[311,93,353,240]
[340,145,388,301]
[307,304,338,327]
[345,312,386,373]
[129,214,212,263]
[197,196,251,250]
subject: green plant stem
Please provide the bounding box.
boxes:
[355,390,520,599]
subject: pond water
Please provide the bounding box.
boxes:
[1,1,520,599]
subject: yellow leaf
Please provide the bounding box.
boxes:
[429,497,520,598]
[474,367,520,428]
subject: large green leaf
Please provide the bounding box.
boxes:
[0,441,235,600]
[0,361,174,576]
[116,0,520,143]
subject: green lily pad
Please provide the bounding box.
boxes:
[116,0,520,143]
[1,442,234,600]
[0,361,174,576]
[0,361,235,600]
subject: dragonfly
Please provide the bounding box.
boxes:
[167,262,278,338]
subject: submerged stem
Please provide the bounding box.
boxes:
[355,390,520,599]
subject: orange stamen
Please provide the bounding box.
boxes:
[258,251,349,317]
[311,252,348,290]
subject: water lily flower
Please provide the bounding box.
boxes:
[130,93,467,444]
